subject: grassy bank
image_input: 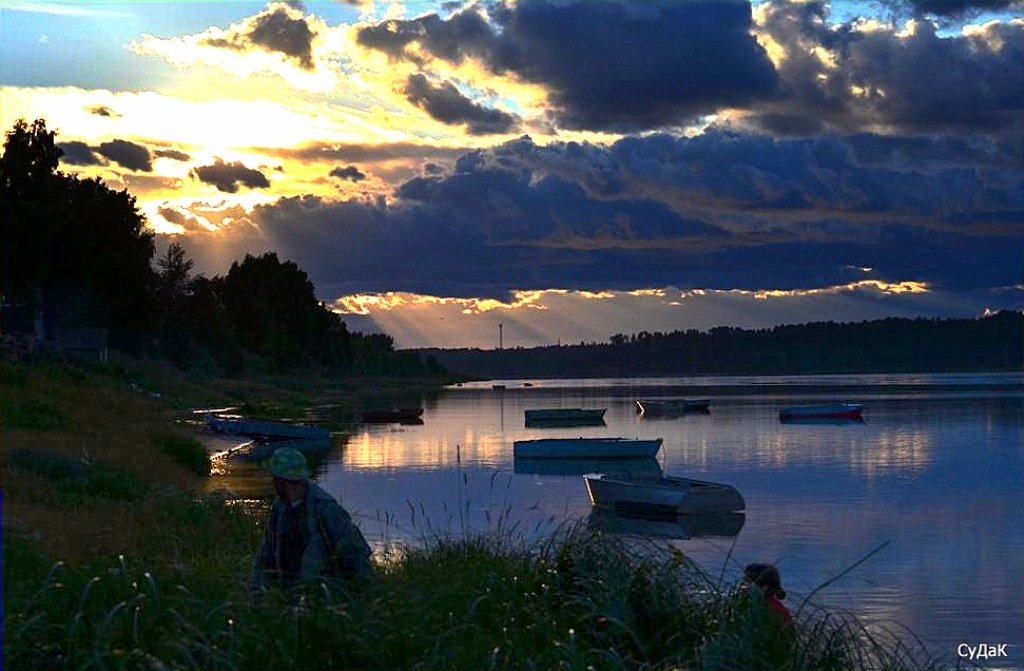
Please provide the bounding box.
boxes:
[2,359,941,670]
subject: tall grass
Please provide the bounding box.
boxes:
[3,516,941,671]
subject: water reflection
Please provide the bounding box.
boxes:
[588,510,745,540]
[513,456,661,477]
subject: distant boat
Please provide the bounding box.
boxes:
[523,382,534,387]
[588,510,746,539]
[513,437,662,459]
[635,399,711,415]
[524,408,606,426]
[361,408,424,424]
[779,403,863,422]
[208,415,329,441]
[584,473,745,514]
[492,384,506,390]
[513,456,662,477]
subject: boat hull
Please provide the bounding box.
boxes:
[361,408,424,424]
[209,416,329,441]
[584,474,745,514]
[524,408,606,422]
[513,456,661,477]
[636,399,710,415]
[513,437,662,459]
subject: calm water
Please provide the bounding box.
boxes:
[217,373,1024,667]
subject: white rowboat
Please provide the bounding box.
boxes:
[513,437,662,459]
[584,473,745,514]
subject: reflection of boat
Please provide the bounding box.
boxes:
[588,510,746,539]
[525,408,606,423]
[361,408,424,424]
[780,416,865,426]
[513,437,662,459]
[584,473,745,514]
[636,399,711,416]
[208,415,329,441]
[514,456,662,477]
[779,403,863,421]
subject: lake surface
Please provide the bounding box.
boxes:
[217,373,1024,668]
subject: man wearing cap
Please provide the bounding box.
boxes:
[250,447,373,593]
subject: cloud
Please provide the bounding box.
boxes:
[158,206,212,232]
[201,3,317,70]
[88,105,119,117]
[191,158,270,193]
[403,73,519,135]
[908,0,1022,16]
[95,139,153,172]
[329,165,367,182]
[174,128,1021,302]
[751,1,1024,135]
[58,141,104,166]
[357,1,778,132]
[154,148,191,161]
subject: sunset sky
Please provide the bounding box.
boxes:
[2,0,1021,348]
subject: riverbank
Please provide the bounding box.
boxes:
[2,358,942,670]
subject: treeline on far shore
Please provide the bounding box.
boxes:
[421,311,1023,379]
[1,118,442,378]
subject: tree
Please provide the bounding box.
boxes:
[0,119,156,348]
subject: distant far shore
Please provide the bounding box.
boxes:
[414,311,1023,381]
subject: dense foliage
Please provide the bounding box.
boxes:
[0,119,438,376]
[426,311,1024,379]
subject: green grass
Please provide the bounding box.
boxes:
[6,449,151,503]
[2,515,941,671]
[1,397,70,431]
[153,432,211,476]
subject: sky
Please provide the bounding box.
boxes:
[2,0,1022,349]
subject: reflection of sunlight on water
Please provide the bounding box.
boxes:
[856,429,932,478]
[342,427,510,470]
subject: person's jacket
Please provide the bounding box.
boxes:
[250,482,372,590]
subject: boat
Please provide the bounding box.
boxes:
[361,408,424,424]
[492,384,506,390]
[208,415,329,441]
[525,408,606,422]
[587,510,746,539]
[513,456,662,477]
[635,399,711,415]
[584,473,745,514]
[513,437,662,459]
[779,403,863,422]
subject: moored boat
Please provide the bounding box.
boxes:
[525,408,606,422]
[779,402,863,422]
[208,415,330,441]
[361,408,424,424]
[513,437,662,459]
[584,473,745,514]
[635,399,711,415]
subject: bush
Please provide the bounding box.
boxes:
[1,398,70,431]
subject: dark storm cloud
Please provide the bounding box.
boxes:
[329,164,366,182]
[178,132,1022,298]
[191,159,270,193]
[202,4,316,69]
[58,141,104,166]
[908,0,1022,16]
[154,148,191,162]
[358,1,778,132]
[404,74,519,135]
[752,0,1024,135]
[96,139,153,172]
